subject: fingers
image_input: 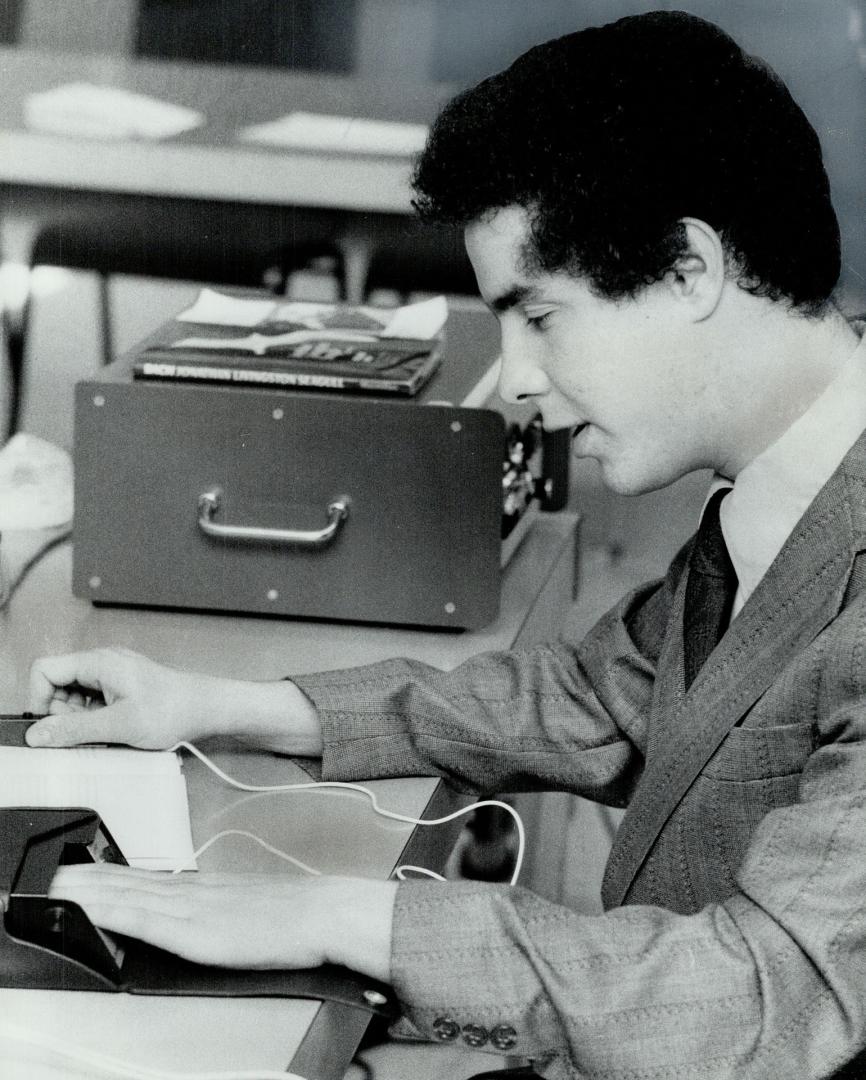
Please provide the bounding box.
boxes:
[26,649,152,747]
[50,864,193,951]
[51,863,176,899]
[53,864,276,892]
[49,864,302,968]
[44,686,102,713]
[25,702,129,747]
[28,651,111,713]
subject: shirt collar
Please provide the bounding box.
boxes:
[707,326,866,617]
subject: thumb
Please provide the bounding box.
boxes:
[25,704,129,748]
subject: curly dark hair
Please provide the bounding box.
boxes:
[412,11,840,314]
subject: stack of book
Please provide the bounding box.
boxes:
[133,289,448,397]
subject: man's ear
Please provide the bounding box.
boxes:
[664,217,726,321]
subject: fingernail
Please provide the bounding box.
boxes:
[26,724,52,746]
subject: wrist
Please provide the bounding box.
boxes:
[197,676,323,755]
[321,877,397,983]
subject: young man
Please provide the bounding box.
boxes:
[26,11,866,1079]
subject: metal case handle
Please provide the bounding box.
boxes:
[197,488,350,548]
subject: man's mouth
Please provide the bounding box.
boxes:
[571,423,593,454]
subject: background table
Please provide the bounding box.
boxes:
[0,44,459,290]
[0,45,476,434]
[0,510,578,1079]
[0,45,451,211]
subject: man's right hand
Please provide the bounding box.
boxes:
[25,647,323,756]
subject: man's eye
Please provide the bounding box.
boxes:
[526,310,553,329]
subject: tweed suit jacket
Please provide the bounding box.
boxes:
[295,426,866,1079]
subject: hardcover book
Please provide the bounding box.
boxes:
[132,290,448,396]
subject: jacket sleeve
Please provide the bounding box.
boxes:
[293,571,677,805]
[383,610,866,1079]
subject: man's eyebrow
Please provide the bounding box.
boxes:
[488,285,539,314]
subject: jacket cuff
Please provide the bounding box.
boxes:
[292,661,430,782]
[388,880,559,1065]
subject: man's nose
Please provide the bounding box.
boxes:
[497,333,550,404]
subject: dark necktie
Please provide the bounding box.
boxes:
[683,489,738,690]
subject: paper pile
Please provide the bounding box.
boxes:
[24,82,204,140]
[239,110,428,156]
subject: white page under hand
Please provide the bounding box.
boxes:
[0,746,196,871]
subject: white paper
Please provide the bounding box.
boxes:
[24,82,204,141]
[174,289,448,340]
[176,288,279,327]
[239,111,429,156]
[381,295,448,339]
[270,301,391,329]
[0,434,73,530]
[0,746,196,871]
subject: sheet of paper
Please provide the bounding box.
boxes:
[24,82,204,141]
[174,289,448,340]
[0,746,196,871]
[269,302,391,330]
[381,295,448,340]
[239,111,429,156]
[176,288,279,327]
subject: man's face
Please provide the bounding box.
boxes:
[465,206,717,495]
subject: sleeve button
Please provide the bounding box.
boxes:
[461,1023,489,1047]
[432,1017,460,1042]
[490,1024,518,1050]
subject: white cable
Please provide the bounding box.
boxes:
[0,1021,305,1080]
[170,741,525,886]
[394,864,447,882]
[185,830,322,876]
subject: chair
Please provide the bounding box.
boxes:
[2,194,345,435]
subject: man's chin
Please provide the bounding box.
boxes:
[595,458,678,497]
[599,472,646,496]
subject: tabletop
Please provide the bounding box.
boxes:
[0,46,455,214]
[0,510,578,1078]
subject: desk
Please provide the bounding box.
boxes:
[0,511,578,1079]
[0,45,456,304]
[0,46,451,214]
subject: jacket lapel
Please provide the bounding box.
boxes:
[602,438,866,910]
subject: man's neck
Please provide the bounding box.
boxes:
[712,299,860,479]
